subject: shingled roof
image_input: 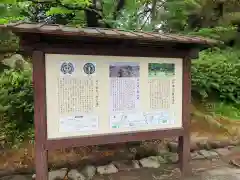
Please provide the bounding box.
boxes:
[0,22,220,47]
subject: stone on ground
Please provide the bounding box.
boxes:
[157,145,169,155]
[139,156,160,168]
[112,160,139,171]
[49,168,68,180]
[199,150,219,159]
[209,140,229,149]
[132,160,141,169]
[68,169,86,180]
[228,146,236,150]
[197,141,210,150]
[163,153,179,163]
[191,151,205,160]
[81,165,96,179]
[167,142,178,153]
[214,148,232,156]
[97,164,118,175]
[168,153,179,163]
[157,156,167,164]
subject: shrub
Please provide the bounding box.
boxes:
[0,69,34,147]
[192,47,240,105]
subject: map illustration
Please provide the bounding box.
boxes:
[110,112,170,129]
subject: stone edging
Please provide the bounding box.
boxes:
[0,139,238,179]
[0,145,236,180]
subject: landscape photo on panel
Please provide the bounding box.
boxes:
[109,62,140,78]
[148,63,175,77]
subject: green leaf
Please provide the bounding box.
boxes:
[46,6,73,16]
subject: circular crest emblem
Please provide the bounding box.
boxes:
[61,62,74,74]
[83,63,95,75]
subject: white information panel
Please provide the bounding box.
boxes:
[45,54,183,139]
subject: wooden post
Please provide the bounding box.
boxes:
[33,51,48,180]
[179,56,191,178]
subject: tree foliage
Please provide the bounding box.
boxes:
[0,69,34,147]
[0,0,240,147]
[160,0,240,46]
[192,47,240,104]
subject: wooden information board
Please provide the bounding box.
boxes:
[32,49,191,180]
[0,22,218,180]
[45,54,183,139]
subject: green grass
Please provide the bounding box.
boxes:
[211,102,240,121]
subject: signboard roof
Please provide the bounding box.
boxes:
[0,22,220,48]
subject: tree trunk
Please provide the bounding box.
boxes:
[151,0,157,29]
[236,24,240,47]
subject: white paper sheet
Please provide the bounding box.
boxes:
[109,62,140,113]
[59,115,98,132]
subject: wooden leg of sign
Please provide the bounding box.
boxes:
[33,50,48,180]
[35,147,48,180]
[179,55,192,179]
[178,134,191,179]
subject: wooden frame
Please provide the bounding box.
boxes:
[0,21,218,180]
[30,41,193,180]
